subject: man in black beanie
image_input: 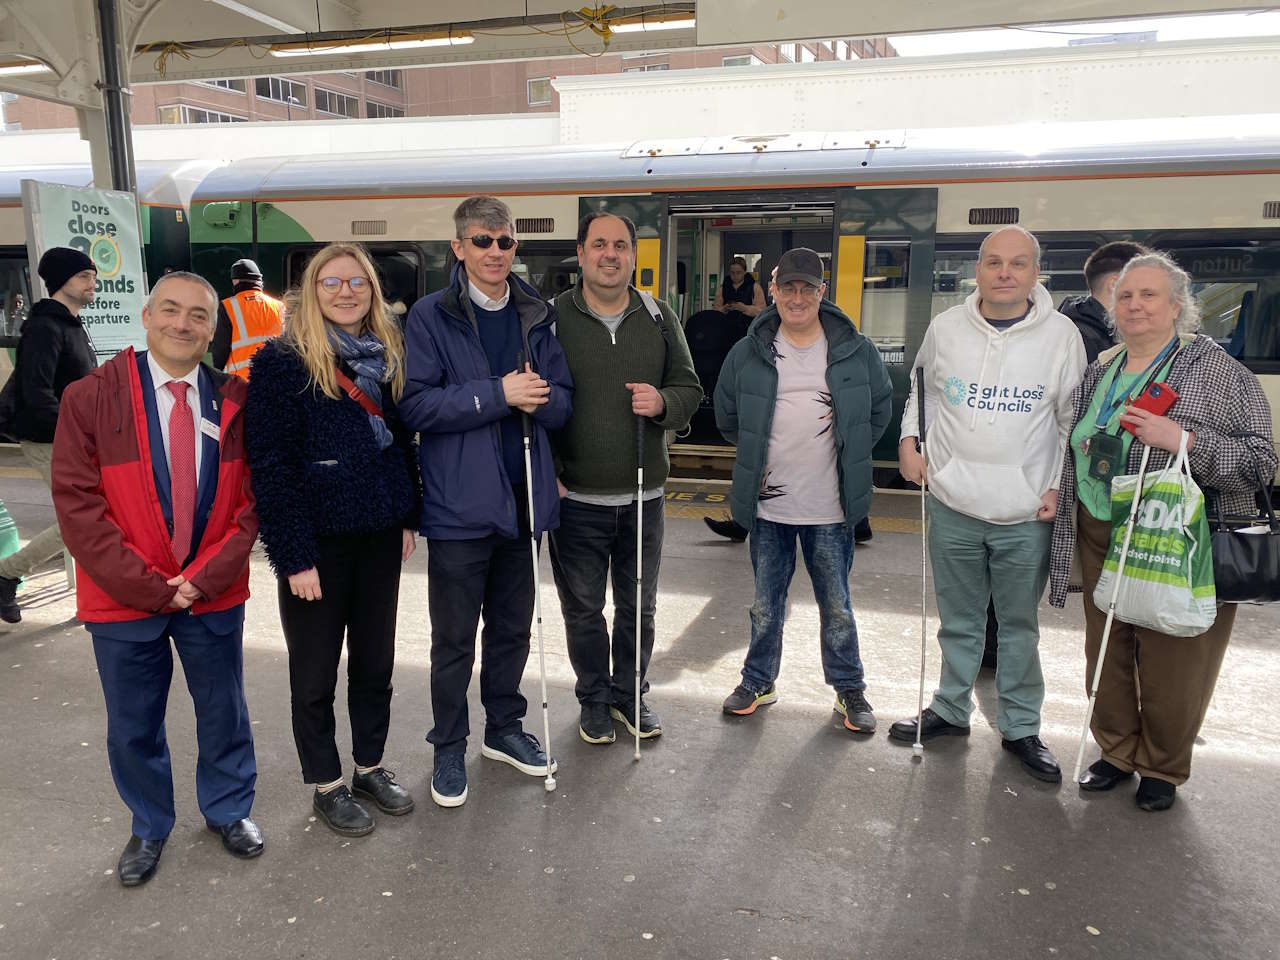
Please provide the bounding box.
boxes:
[0,246,98,621]
[211,258,284,378]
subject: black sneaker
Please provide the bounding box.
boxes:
[611,700,662,739]
[481,731,558,777]
[352,767,414,815]
[834,689,876,734]
[704,515,748,542]
[854,517,873,544]
[722,684,777,716]
[430,752,468,808]
[0,575,20,624]
[312,785,374,837]
[579,702,616,744]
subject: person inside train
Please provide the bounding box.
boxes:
[1049,252,1276,811]
[1057,240,1148,363]
[246,242,421,837]
[400,195,572,808]
[713,256,766,319]
[891,225,1087,783]
[212,258,285,380]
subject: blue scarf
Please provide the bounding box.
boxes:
[329,326,394,450]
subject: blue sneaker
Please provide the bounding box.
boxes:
[481,731,558,777]
[430,751,467,808]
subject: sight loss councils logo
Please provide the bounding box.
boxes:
[943,376,966,406]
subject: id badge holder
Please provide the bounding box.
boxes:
[1087,432,1124,483]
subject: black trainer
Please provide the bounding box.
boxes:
[312,785,375,837]
[888,707,970,743]
[0,575,20,624]
[703,515,748,542]
[722,684,777,716]
[579,702,616,744]
[834,690,876,734]
[611,700,662,739]
[352,767,415,815]
[854,517,873,544]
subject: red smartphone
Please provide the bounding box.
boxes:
[1122,382,1179,434]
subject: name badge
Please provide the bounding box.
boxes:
[200,418,221,442]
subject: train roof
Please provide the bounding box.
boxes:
[0,160,224,207]
[189,115,1280,203]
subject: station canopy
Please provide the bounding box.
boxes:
[0,0,1268,107]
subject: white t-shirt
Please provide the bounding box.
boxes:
[755,332,844,525]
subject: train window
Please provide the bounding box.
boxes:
[0,259,32,340]
[861,240,910,340]
[511,242,578,300]
[285,245,422,322]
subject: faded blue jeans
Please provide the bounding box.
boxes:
[740,518,865,694]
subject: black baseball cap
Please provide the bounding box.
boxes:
[775,247,824,288]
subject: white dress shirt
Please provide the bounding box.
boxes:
[467,278,511,311]
[147,352,203,477]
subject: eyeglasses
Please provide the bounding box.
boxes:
[778,282,821,298]
[317,276,370,293]
[462,234,517,251]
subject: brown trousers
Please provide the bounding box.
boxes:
[1076,504,1235,785]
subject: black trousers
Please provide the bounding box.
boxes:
[278,526,403,784]
[426,488,533,754]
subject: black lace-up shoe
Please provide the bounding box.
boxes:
[579,702,616,744]
[352,767,414,815]
[1001,735,1062,783]
[611,699,663,739]
[888,707,969,743]
[834,690,876,734]
[313,785,375,837]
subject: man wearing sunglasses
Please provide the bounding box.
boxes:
[401,196,573,808]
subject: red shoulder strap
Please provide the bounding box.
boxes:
[334,368,384,419]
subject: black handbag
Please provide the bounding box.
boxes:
[1207,459,1280,604]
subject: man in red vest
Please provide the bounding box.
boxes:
[52,271,262,887]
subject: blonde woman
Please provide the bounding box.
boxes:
[246,243,421,836]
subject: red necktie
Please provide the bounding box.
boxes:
[166,381,196,563]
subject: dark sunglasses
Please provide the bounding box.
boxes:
[462,234,517,250]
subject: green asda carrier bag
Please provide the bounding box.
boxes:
[1093,434,1217,637]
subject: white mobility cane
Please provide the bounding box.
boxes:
[913,366,928,760]
[518,356,556,792]
[1070,442,1153,783]
[633,414,645,762]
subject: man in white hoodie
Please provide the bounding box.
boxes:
[888,226,1086,782]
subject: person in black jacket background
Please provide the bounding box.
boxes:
[0,247,98,622]
[246,242,421,837]
[1058,240,1148,363]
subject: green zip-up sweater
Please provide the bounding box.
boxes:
[714,301,893,529]
[552,281,702,494]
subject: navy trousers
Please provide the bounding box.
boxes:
[91,608,256,841]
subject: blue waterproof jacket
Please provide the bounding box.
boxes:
[401,264,573,540]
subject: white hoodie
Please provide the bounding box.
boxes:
[901,283,1086,525]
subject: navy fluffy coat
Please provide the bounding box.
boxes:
[245,338,421,576]
[401,264,572,540]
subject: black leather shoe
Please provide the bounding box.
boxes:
[117,835,165,887]
[1079,758,1134,792]
[1001,735,1062,783]
[704,515,747,542]
[1136,776,1177,812]
[0,575,20,624]
[888,707,970,743]
[313,785,375,837]
[207,817,264,858]
[352,767,415,815]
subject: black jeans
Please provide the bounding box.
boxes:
[549,496,663,707]
[425,487,533,753]
[278,526,403,784]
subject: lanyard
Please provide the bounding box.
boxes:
[1093,337,1178,431]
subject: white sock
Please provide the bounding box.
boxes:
[355,763,380,775]
[316,778,344,794]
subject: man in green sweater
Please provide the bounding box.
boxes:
[549,212,702,746]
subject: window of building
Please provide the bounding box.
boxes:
[195,78,246,93]
[366,101,404,119]
[623,63,670,73]
[800,45,816,63]
[528,77,552,105]
[837,40,852,60]
[364,69,403,89]
[779,43,797,62]
[315,88,360,118]
[722,55,762,67]
[158,104,247,124]
[254,76,308,107]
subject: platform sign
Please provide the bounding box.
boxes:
[21,180,148,362]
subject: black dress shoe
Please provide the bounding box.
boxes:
[313,785,375,837]
[1136,776,1177,812]
[888,707,970,743]
[352,767,415,815]
[0,575,20,624]
[854,517,873,544]
[1001,735,1062,783]
[207,817,264,858]
[118,835,165,887]
[1078,758,1134,792]
[704,515,747,542]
